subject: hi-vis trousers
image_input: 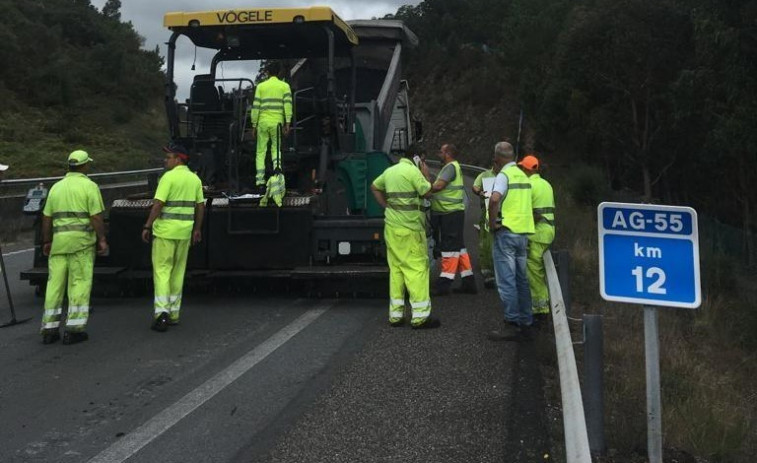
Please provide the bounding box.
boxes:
[385,227,431,326]
[527,240,551,314]
[255,120,282,186]
[152,237,190,322]
[478,206,494,280]
[432,210,474,280]
[42,247,95,334]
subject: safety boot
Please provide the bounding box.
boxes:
[411,316,441,330]
[62,331,89,345]
[487,321,522,341]
[454,276,478,294]
[151,313,169,332]
[389,318,405,327]
[42,330,60,345]
[532,313,550,329]
[431,278,452,297]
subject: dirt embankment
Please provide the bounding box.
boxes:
[407,66,528,167]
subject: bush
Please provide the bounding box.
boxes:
[566,163,610,207]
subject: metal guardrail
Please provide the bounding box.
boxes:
[544,250,592,462]
[0,168,163,187]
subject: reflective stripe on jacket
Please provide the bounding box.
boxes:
[373,158,431,232]
[530,173,555,243]
[43,172,104,255]
[499,165,534,234]
[152,165,204,240]
[431,161,465,213]
[251,76,292,126]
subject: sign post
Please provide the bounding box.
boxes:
[598,202,701,463]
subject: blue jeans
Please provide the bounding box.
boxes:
[492,230,532,326]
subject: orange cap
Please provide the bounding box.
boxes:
[518,155,539,171]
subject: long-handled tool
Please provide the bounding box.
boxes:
[0,242,32,328]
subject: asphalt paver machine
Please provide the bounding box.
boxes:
[23,7,420,295]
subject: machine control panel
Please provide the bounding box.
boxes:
[23,184,48,215]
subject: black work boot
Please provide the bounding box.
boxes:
[519,324,534,341]
[62,331,89,345]
[389,318,405,327]
[151,313,169,332]
[487,321,522,341]
[42,330,60,345]
[533,313,551,327]
[454,276,478,294]
[431,278,452,296]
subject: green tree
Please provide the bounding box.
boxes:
[102,0,121,21]
[544,0,693,199]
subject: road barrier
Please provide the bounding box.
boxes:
[544,250,592,462]
[0,168,162,188]
[0,169,160,238]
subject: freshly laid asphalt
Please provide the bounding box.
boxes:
[0,173,555,463]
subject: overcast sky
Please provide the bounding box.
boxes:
[90,1,420,98]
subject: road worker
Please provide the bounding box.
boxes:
[251,62,292,190]
[471,161,501,289]
[40,150,108,345]
[427,144,476,296]
[487,142,535,341]
[142,144,205,332]
[519,155,556,321]
[371,146,439,329]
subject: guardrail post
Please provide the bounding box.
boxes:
[555,250,572,317]
[583,314,606,457]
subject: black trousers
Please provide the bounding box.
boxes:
[431,210,465,256]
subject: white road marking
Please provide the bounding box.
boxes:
[1,248,34,257]
[86,301,334,463]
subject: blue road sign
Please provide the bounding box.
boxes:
[598,202,701,309]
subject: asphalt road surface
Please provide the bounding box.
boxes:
[0,174,555,463]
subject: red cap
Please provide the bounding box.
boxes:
[163,143,189,162]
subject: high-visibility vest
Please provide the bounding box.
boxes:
[43,172,104,255]
[499,165,534,234]
[251,76,292,126]
[374,158,431,232]
[152,165,204,240]
[530,173,555,243]
[431,160,464,213]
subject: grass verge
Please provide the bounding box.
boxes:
[550,162,756,462]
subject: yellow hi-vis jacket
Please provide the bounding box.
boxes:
[499,164,534,234]
[529,173,555,244]
[431,160,465,213]
[251,76,292,127]
[372,158,432,232]
[43,172,104,255]
[152,165,205,240]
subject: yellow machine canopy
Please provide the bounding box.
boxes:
[164,6,358,59]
